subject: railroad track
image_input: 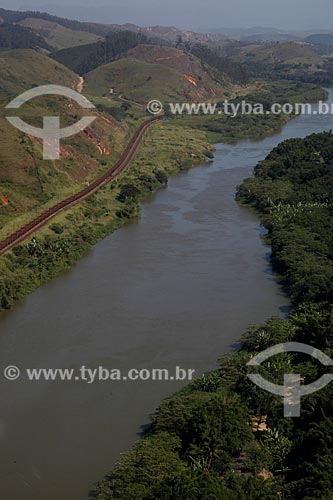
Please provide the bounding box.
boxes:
[0,116,160,256]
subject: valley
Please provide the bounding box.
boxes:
[1,6,333,500]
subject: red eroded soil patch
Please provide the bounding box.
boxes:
[1,195,9,206]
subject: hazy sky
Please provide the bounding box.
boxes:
[2,0,333,30]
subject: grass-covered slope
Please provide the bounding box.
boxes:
[0,49,77,98]
[84,44,231,103]
[0,49,128,238]
[126,44,218,79]
[18,18,103,50]
[85,57,182,102]
[52,41,235,102]
[84,58,227,104]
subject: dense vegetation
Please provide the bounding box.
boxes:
[304,34,333,53]
[241,59,333,85]
[238,131,333,305]
[172,81,326,142]
[93,131,333,500]
[210,40,333,85]
[188,43,249,85]
[0,22,50,50]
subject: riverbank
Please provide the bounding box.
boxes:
[0,82,326,312]
[0,122,214,310]
[92,115,333,500]
[2,89,332,498]
[0,120,292,500]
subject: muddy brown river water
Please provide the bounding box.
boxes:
[1,91,333,499]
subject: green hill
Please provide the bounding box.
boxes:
[83,44,232,104]
[84,52,229,104]
[18,18,103,50]
[0,49,127,236]
[85,58,190,103]
[305,34,333,46]
[219,40,333,84]
[127,44,220,80]
[0,49,77,99]
[304,34,333,54]
[234,41,320,65]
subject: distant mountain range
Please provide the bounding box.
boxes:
[0,7,218,47]
[2,7,333,49]
[197,26,333,43]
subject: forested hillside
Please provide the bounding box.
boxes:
[0,22,51,50]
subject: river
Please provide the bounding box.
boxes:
[0,90,333,499]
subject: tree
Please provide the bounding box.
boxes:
[117,183,141,202]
